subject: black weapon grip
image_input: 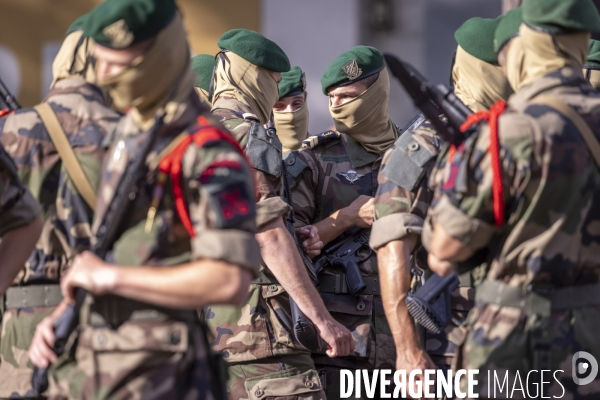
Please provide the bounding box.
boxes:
[290,298,324,352]
[332,259,366,296]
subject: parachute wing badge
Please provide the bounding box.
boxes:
[339,169,365,184]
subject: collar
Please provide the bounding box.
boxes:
[343,135,381,168]
[509,67,587,109]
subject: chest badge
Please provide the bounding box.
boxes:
[340,169,365,184]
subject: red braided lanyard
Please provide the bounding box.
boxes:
[459,100,507,227]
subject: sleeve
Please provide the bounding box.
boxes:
[184,142,261,276]
[423,113,532,253]
[288,149,318,227]
[0,152,40,237]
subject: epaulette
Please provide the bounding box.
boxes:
[381,128,437,191]
[242,112,260,123]
[301,130,341,150]
[283,150,309,181]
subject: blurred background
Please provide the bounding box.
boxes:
[0,0,570,133]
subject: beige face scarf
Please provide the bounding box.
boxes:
[329,67,397,154]
[212,52,279,124]
[585,69,600,89]
[452,45,513,112]
[274,100,309,153]
[51,30,97,87]
[505,24,589,91]
[97,13,194,130]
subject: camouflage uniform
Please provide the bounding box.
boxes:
[208,97,324,400]
[424,67,600,398]
[287,130,396,400]
[370,118,476,370]
[48,93,261,400]
[0,78,119,398]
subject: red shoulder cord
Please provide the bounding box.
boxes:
[458,100,507,227]
[156,116,251,238]
[0,109,14,118]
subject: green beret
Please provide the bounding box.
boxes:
[320,45,384,94]
[191,54,216,92]
[218,29,290,73]
[67,14,87,36]
[455,16,502,64]
[523,0,600,33]
[586,39,600,68]
[494,7,522,53]
[82,0,177,49]
[278,66,306,99]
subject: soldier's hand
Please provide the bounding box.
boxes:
[29,314,57,368]
[396,348,436,399]
[295,225,324,257]
[315,317,355,358]
[342,195,375,228]
[61,251,117,302]
[427,253,453,276]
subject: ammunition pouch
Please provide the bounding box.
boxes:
[318,275,381,296]
[5,284,63,309]
[476,280,600,317]
[88,295,198,327]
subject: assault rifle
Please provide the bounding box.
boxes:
[0,75,20,110]
[312,227,370,296]
[31,114,165,395]
[267,115,324,352]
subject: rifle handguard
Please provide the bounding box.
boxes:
[405,273,460,334]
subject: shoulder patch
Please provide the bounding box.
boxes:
[206,180,254,229]
[382,129,437,191]
[246,121,283,177]
[283,151,308,181]
[302,130,341,150]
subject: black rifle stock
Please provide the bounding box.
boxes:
[313,228,370,296]
[31,115,165,395]
[267,116,324,352]
[0,75,20,110]
[383,53,473,146]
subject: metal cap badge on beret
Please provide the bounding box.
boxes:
[82,0,177,49]
[191,54,216,91]
[217,29,290,73]
[494,7,522,54]
[278,66,306,99]
[586,39,600,68]
[320,45,384,94]
[455,16,502,64]
[523,0,600,33]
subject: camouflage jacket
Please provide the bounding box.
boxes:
[0,78,120,285]
[370,118,475,367]
[48,94,261,400]
[287,131,395,369]
[208,97,310,363]
[424,68,600,396]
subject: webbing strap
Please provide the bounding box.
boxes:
[34,103,97,210]
[533,96,600,167]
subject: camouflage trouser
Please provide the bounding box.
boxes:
[48,320,216,400]
[227,353,324,400]
[0,305,55,399]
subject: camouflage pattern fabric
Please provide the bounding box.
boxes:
[227,354,324,400]
[47,94,261,400]
[370,120,476,369]
[287,132,396,385]
[0,78,119,398]
[425,68,600,398]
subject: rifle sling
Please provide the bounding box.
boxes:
[532,96,600,167]
[34,103,97,210]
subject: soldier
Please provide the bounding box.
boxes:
[191,53,215,107]
[286,46,398,400]
[423,0,600,397]
[584,39,600,89]
[0,16,121,398]
[370,13,515,392]
[28,0,261,398]
[273,66,310,154]
[208,29,353,400]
